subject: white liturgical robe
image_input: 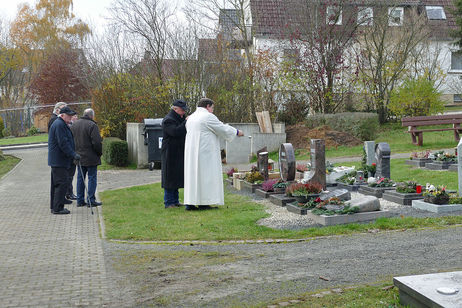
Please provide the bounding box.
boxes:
[184,107,237,205]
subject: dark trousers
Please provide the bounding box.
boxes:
[66,163,76,196]
[164,189,179,207]
[50,167,68,212]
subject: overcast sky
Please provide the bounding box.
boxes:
[1,0,114,32]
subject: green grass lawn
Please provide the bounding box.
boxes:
[0,134,48,145]
[0,155,21,178]
[99,157,137,171]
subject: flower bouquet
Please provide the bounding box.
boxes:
[423,184,449,205]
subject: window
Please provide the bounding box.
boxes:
[425,6,446,20]
[327,6,342,25]
[454,94,462,103]
[358,7,373,26]
[451,52,462,71]
[388,7,404,26]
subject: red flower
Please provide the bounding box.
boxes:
[315,197,321,202]
[372,163,376,166]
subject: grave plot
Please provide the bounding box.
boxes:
[288,195,391,226]
[382,190,423,206]
[425,160,456,170]
[394,272,462,308]
[405,158,432,168]
[425,150,457,170]
[412,200,462,213]
[358,185,395,198]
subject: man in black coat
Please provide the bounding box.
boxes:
[48,106,80,215]
[161,100,188,208]
[71,108,103,207]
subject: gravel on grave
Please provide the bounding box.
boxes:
[231,187,462,230]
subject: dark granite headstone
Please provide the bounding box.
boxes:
[375,142,391,179]
[256,147,268,171]
[279,143,296,181]
[258,152,269,181]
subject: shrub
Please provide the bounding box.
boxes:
[244,170,264,184]
[27,126,39,136]
[389,76,445,117]
[226,167,237,178]
[285,182,322,196]
[2,127,12,138]
[0,117,4,138]
[396,181,418,193]
[262,179,278,192]
[305,112,379,141]
[103,137,128,166]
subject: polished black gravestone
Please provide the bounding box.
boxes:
[278,143,296,181]
[425,161,456,170]
[405,158,432,168]
[258,151,269,181]
[375,142,391,179]
[269,194,295,207]
[255,188,286,198]
[382,190,423,206]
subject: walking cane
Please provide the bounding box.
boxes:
[77,160,94,215]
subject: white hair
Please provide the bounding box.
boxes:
[53,102,67,114]
[83,108,95,119]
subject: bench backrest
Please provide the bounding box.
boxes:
[402,114,462,127]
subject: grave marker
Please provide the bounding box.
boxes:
[375,142,391,179]
[364,141,376,165]
[278,143,296,181]
[303,139,326,189]
[258,151,269,181]
[458,139,462,196]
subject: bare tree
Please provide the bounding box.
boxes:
[354,5,430,123]
[110,0,177,83]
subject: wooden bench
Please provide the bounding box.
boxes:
[401,114,462,146]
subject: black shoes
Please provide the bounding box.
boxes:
[66,194,77,200]
[77,202,87,207]
[64,199,73,204]
[185,205,218,211]
[52,208,70,215]
[88,201,102,207]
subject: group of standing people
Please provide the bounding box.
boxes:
[161,98,244,211]
[48,103,103,215]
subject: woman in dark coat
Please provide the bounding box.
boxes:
[161,100,188,208]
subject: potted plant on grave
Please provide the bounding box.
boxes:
[226,167,237,178]
[261,179,288,193]
[431,150,457,163]
[285,182,323,204]
[244,169,264,184]
[296,163,309,172]
[423,185,450,205]
[336,170,357,185]
[368,177,394,188]
[409,150,431,160]
[307,197,360,216]
[396,181,418,193]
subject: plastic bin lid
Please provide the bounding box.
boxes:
[144,118,163,127]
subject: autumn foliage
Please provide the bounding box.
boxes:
[29,49,89,105]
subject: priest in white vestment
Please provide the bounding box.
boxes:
[184,98,244,210]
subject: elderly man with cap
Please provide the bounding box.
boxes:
[161,100,188,208]
[48,106,81,214]
[47,102,67,132]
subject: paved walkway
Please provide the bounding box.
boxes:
[0,148,110,307]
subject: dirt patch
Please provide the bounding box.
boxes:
[286,124,362,150]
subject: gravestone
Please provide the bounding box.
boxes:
[458,139,462,197]
[279,143,296,181]
[256,147,267,170]
[258,151,269,181]
[375,142,391,179]
[364,141,376,165]
[303,139,326,189]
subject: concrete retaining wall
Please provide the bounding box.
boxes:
[127,123,149,168]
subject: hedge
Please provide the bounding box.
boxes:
[305,112,379,141]
[102,137,128,167]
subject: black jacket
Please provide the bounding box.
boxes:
[71,116,103,166]
[48,113,58,132]
[48,117,76,168]
[161,109,186,189]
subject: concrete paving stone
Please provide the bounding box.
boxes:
[0,148,111,306]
